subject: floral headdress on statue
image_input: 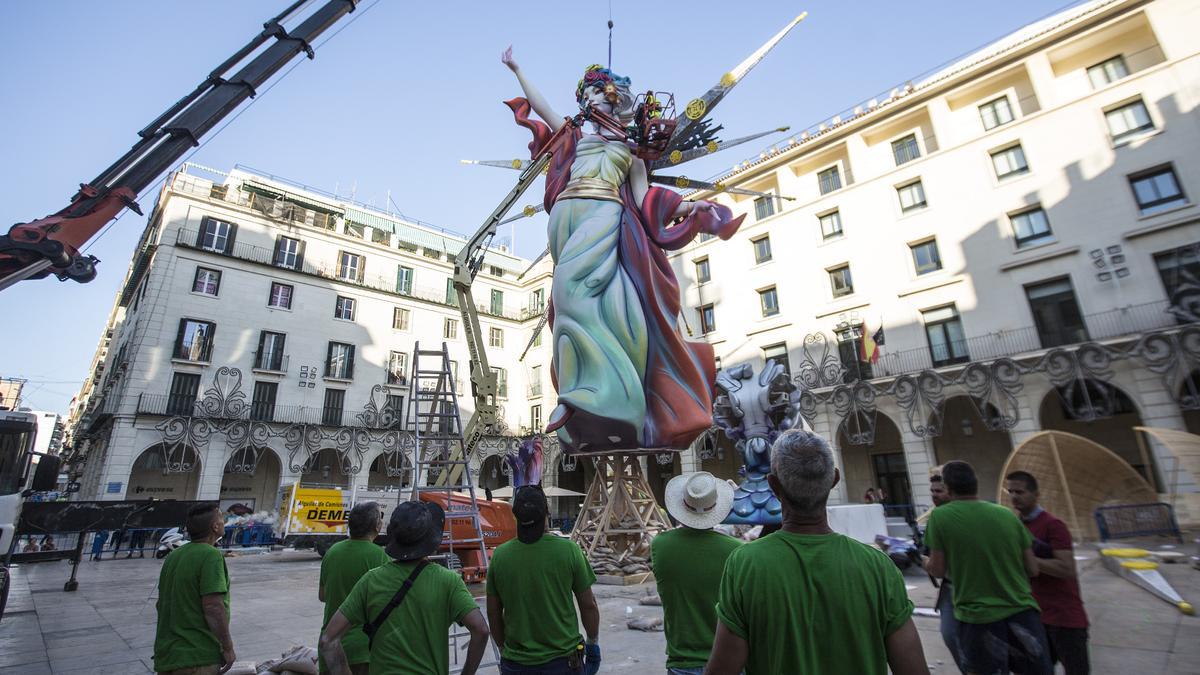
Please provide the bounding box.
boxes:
[575,64,631,105]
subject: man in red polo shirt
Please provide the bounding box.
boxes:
[1006,470,1090,675]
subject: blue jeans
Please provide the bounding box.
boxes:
[500,656,582,675]
[937,581,966,672]
[667,668,705,675]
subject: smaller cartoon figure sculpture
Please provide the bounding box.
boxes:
[712,360,802,524]
[504,437,545,487]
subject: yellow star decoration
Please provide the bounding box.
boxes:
[522,205,537,217]
[720,72,737,88]
[706,140,719,154]
[511,159,523,169]
[669,150,683,164]
[676,175,690,188]
[684,98,707,120]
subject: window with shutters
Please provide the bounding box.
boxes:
[530,288,545,312]
[268,282,293,309]
[192,267,221,296]
[198,217,236,253]
[444,318,458,340]
[334,296,356,321]
[325,342,355,379]
[322,389,346,426]
[530,365,543,396]
[396,266,413,295]
[392,307,411,330]
[174,319,215,362]
[489,327,504,348]
[250,381,278,422]
[337,251,363,281]
[166,373,201,416]
[445,278,458,306]
[255,331,286,371]
[694,258,711,284]
[754,195,776,220]
[387,351,408,385]
[530,404,542,431]
[274,236,303,270]
[385,394,405,428]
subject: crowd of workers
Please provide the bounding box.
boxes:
[148,428,1090,675]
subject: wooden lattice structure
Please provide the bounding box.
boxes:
[997,430,1158,541]
[571,454,672,558]
[1136,426,1200,527]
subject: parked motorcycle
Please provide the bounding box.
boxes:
[155,528,187,559]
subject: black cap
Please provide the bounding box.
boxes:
[512,485,548,544]
[384,501,445,561]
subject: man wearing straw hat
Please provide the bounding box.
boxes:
[705,429,927,675]
[1006,470,1090,675]
[651,471,742,674]
[487,484,601,674]
[320,501,490,675]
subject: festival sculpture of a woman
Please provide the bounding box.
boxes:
[501,49,745,456]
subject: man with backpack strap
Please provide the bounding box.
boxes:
[320,500,490,675]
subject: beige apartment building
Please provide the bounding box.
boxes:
[666,0,1200,514]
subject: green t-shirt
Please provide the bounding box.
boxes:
[153,542,230,672]
[716,531,913,675]
[339,560,479,675]
[650,527,743,668]
[925,499,1039,624]
[485,534,596,665]
[319,538,390,671]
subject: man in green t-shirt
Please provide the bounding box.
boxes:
[153,502,234,675]
[486,485,601,674]
[651,471,741,675]
[320,501,490,675]
[318,501,390,674]
[925,460,1051,675]
[706,429,927,675]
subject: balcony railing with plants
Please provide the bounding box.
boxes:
[136,393,394,429]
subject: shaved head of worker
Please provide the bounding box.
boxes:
[705,429,927,675]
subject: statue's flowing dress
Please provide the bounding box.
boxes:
[507,97,745,455]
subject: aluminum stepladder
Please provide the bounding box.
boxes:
[406,341,498,672]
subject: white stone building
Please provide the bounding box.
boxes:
[665,0,1200,515]
[69,163,559,512]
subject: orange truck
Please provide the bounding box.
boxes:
[276,483,515,579]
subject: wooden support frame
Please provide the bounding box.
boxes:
[570,454,672,559]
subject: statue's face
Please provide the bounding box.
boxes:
[582,85,615,114]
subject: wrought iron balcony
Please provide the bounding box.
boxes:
[832,299,1185,387]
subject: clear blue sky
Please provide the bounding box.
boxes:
[0,0,1080,414]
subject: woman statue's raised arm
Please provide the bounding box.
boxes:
[502,46,564,132]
